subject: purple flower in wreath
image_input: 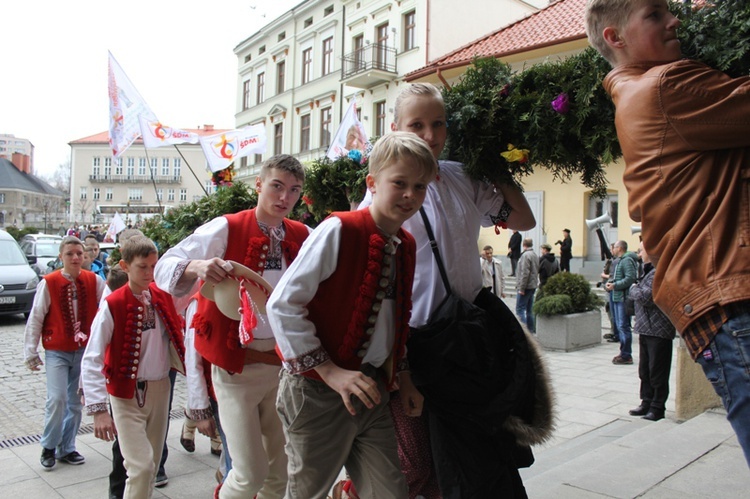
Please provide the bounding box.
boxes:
[551,92,570,114]
[347,149,363,164]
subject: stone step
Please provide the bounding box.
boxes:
[502,275,607,299]
[521,411,738,498]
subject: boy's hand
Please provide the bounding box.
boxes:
[186,258,231,285]
[397,372,424,417]
[314,361,380,416]
[93,412,117,441]
[196,418,217,438]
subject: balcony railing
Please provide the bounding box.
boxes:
[88,174,182,184]
[341,44,397,88]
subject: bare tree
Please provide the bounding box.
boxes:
[49,161,71,194]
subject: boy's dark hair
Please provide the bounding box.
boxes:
[120,235,158,263]
[259,154,305,183]
[59,236,84,253]
[84,234,98,242]
[483,245,493,251]
[106,265,129,291]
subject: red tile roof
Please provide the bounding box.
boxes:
[406,0,587,81]
[69,126,231,145]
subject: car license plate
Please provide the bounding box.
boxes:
[0,296,16,304]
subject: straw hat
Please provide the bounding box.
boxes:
[200,261,274,320]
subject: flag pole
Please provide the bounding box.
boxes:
[143,147,164,214]
[173,144,209,196]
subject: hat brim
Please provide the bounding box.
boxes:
[200,261,274,321]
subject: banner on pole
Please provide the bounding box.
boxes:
[199,124,267,172]
[139,115,200,149]
[326,100,370,160]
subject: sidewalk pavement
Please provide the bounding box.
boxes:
[1,300,746,498]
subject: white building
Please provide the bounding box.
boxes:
[232,0,547,181]
[68,126,228,226]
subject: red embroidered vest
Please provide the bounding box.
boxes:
[103,282,186,399]
[41,270,99,351]
[193,209,309,373]
[293,209,415,386]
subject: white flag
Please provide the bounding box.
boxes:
[199,124,267,172]
[104,212,127,243]
[326,100,370,160]
[108,51,157,158]
[139,115,199,149]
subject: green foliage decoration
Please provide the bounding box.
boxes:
[4,226,40,241]
[303,152,368,223]
[533,272,603,316]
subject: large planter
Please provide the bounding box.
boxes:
[536,309,602,352]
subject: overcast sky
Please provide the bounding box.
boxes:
[0,0,300,178]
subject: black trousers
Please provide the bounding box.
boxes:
[638,335,674,411]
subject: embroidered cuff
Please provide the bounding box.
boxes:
[86,403,109,416]
[170,260,191,292]
[25,355,43,370]
[282,346,330,374]
[186,407,214,421]
[490,201,513,224]
[397,356,410,373]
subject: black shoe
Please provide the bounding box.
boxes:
[643,410,665,421]
[155,471,169,488]
[612,355,633,365]
[603,333,615,340]
[629,404,650,416]
[606,337,620,343]
[40,447,56,469]
[59,451,85,465]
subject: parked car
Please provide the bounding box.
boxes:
[0,229,39,318]
[20,233,63,276]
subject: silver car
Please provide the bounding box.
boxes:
[0,230,39,318]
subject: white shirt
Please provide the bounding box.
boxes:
[23,271,107,364]
[360,161,505,326]
[480,257,505,297]
[267,216,395,370]
[184,297,211,412]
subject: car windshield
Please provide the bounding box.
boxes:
[36,241,60,257]
[0,240,30,265]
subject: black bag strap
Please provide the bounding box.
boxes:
[419,207,452,294]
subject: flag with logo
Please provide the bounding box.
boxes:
[104,212,127,243]
[108,51,157,158]
[326,100,370,160]
[199,124,267,172]
[138,115,199,149]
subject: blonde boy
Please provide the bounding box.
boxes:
[586,0,750,465]
[24,236,106,470]
[82,236,185,498]
[267,132,437,498]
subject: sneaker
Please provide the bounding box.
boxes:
[40,447,56,470]
[612,355,633,365]
[155,471,168,488]
[602,333,615,340]
[59,451,85,465]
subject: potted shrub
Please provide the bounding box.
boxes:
[532,272,604,352]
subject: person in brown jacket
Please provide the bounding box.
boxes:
[586,0,750,466]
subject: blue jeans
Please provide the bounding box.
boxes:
[611,300,632,359]
[515,289,535,333]
[41,348,84,455]
[696,310,750,467]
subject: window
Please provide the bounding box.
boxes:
[300,114,311,152]
[353,35,364,70]
[259,45,266,54]
[128,188,143,201]
[80,187,87,200]
[278,31,286,42]
[320,107,332,147]
[277,61,285,94]
[304,17,313,28]
[92,157,100,177]
[301,48,312,84]
[157,188,163,201]
[254,153,263,165]
[104,157,112,178]
[150,158,157,173]
[204,181,213,194]
[375,101,386,137]
[322,37,333,75]
[168,189,175,202]
[274,123,284,155]
[106,188,113,201]
[138,157,146,175]
[324,5,334,16]
[93,188,100,200]
[115,158,123,175]
[127,158,135,177]
[161,158,169,176]
[243,80,251,110]
[244,54,252,63]
[257,73,265,104]
[173,158,181,178]
[179,189,187,202]
[0,193,4,204]
[404,11,416,51]
[376,23,389,67]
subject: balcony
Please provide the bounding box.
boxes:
[88,174,183,184]
[341,44,397,89]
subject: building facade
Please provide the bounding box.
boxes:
[0,134,34,174]
[0,158,65,232]
[69,126,226,227]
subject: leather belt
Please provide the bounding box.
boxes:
[244,348,282,366]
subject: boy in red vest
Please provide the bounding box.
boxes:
[154,154,310,499]
[24,235,106,470]
[82,235,185,498]
[267,132,438,498]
